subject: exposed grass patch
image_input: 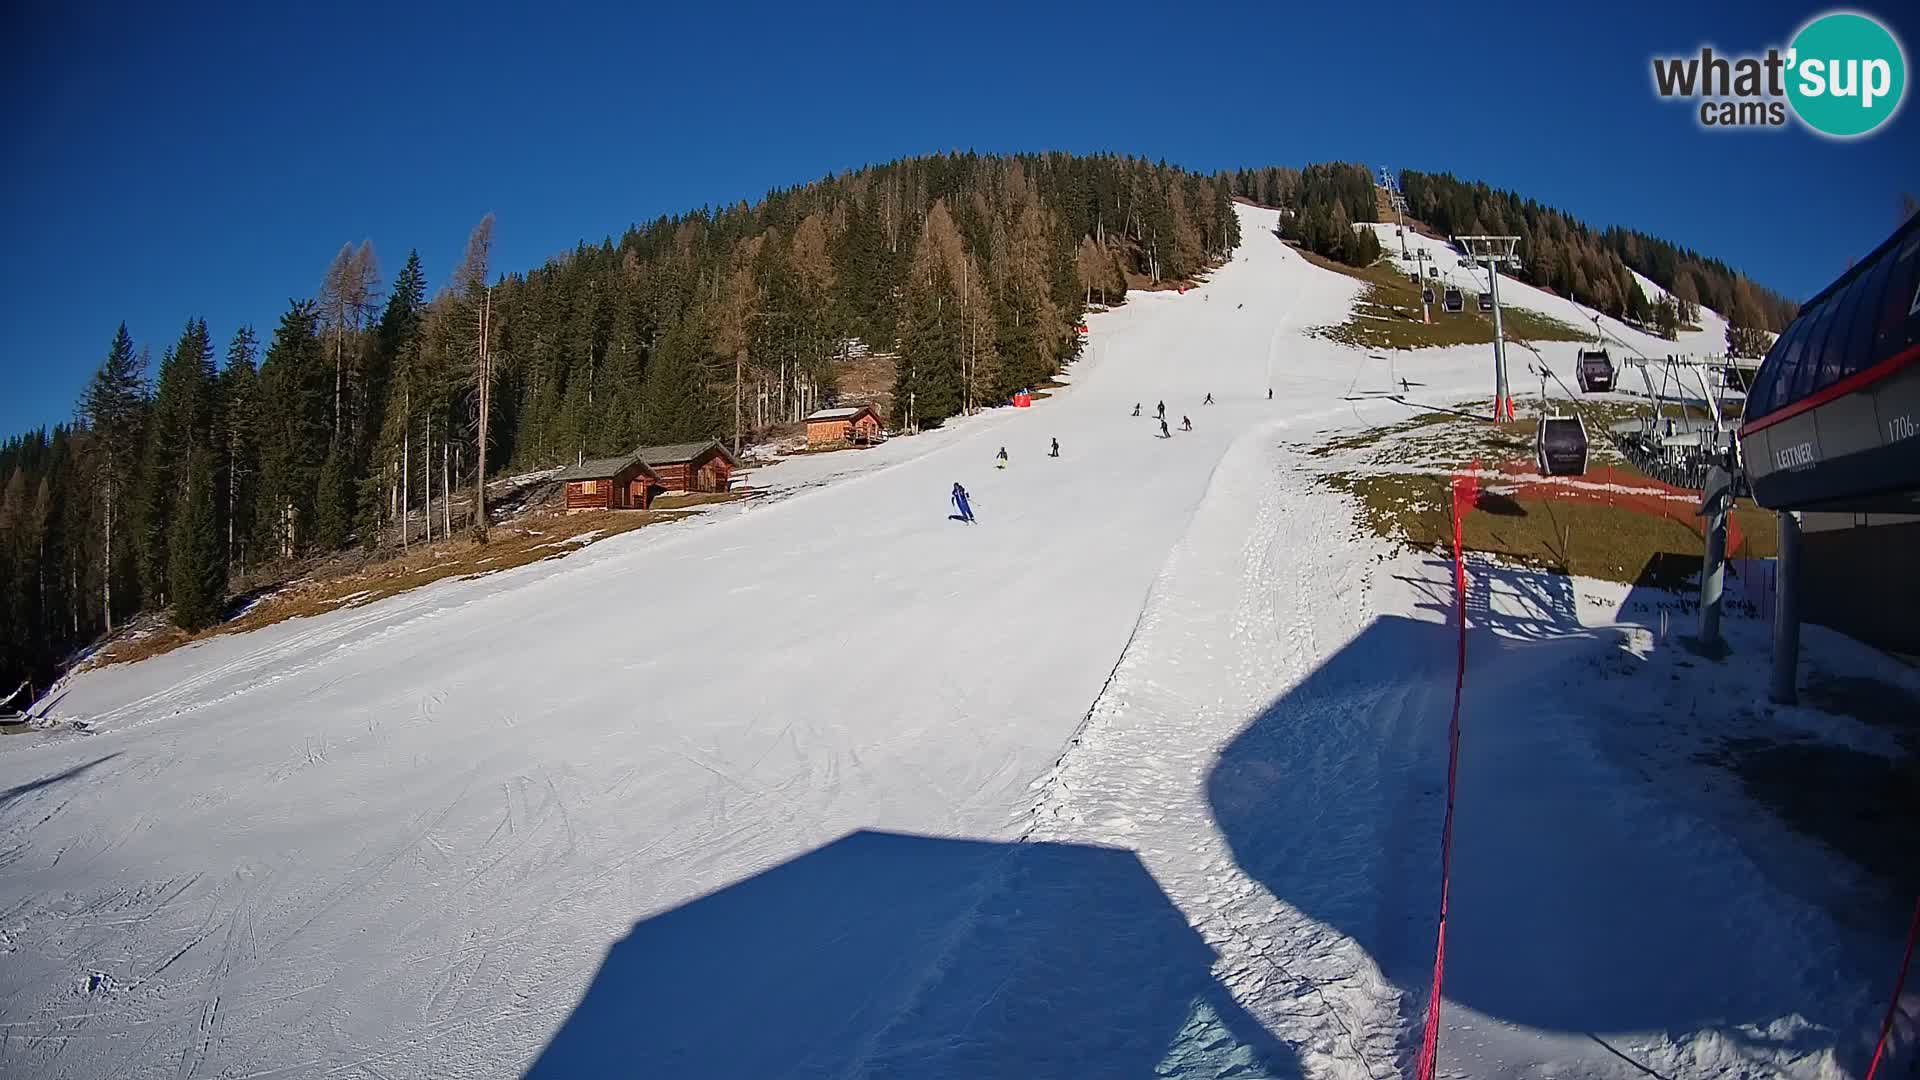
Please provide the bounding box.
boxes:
[86,501,749,671]
[1296,249,1587,351]
[1327,470,1776,584]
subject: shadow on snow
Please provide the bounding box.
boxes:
[1206,589,1856,1068]
[524,829,1300,1079]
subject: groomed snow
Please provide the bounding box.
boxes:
[0,205,1900,1079]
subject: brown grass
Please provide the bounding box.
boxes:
[1294,250,1587,351]
[1328,470,1776,584]
[87,496,755,672]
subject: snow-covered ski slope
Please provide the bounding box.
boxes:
[0,205,1894,1079]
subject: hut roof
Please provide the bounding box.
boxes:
[637,440,740,468]
[552,453,653,483]
[805,406,875,422]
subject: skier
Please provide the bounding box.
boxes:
[1049,437,1060,458]
[1267,388,1273,400]
[1157,400,1166,420]
[995,446,1009,470]
[1181,415,1192,432]
[1203,392,1214,405]
[1132,403,1141,417]
[1159,418,1170,439]
[951,482,975,523]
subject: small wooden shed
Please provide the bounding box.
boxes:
[553,453,661,511]
[638,440,740,494]
[804,406,884,449]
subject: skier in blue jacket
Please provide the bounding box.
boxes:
[951,482,976,523]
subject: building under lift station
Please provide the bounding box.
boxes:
[1739,212,1920,668]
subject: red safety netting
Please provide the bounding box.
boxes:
[1416,465,1478,1080]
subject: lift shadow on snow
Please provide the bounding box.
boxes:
[1206,600,1885,1075]
[523,830,1301,1078]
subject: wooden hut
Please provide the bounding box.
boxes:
[553,453,662,511]
[804,406,884,449]
[638,440,740,494]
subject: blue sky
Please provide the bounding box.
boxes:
[3,0,1915,436]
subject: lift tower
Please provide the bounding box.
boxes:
[1456,235,1524,422]
[1377,166,1411,258]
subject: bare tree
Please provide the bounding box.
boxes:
[453,215,497,537]
[318,241,381,445]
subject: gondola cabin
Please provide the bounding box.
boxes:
[638,440,741,494]
[1536,413,1590,476]
[804,405,884,449]
[554,453,662,511]
[1477,293,1494,312]
[1576,349,1616,393]
[1739,213,1920,513]
[1442,287,1464,313]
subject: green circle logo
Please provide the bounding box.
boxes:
[1787,12,1906,137]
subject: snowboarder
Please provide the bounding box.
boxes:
[1180,415,1192,432]
[995,447,1009,470]
[1159,418,1170,439]
[1049,438,1060,458]
[1203,393,1214,405]
[951,483,975,523]
[1132,403,1141,417]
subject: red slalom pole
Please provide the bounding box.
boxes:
[1865,893,1920,1080]
[1419,467,1477,1080]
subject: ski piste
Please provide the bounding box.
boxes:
[0,204,1901,1079]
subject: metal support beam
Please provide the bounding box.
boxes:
[1695,467,1732,651]
[1770,510,1801,704]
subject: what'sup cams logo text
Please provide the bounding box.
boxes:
[1652,11,1907,137]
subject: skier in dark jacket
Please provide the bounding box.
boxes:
[1181,415,1193,431]
[951,483,975,523]
[1132,403,1141,417]
[995,447,1009,469]
[1159,418,1170,439]
[1203,392,1214,405]
[1157,400,1166,419]
[1268,388,1273,400]
[1049,437,1060,458]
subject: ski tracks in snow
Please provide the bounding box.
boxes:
[1022,425,1426,1079]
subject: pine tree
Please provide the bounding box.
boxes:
[1653,296,1680,340]
[218,327,260,573]
[313,448,350,549]
[79,324,148,630]
[256,301,326,559]
[167,445,223,632]
[139,319,215,605]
